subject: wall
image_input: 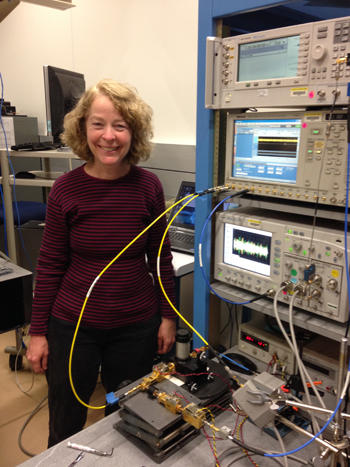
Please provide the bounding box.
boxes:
[0,0,198,145]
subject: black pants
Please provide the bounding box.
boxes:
[46,314,160,447]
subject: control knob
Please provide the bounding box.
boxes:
[312,44,326,60]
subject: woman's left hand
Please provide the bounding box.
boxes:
[157,317,176,354]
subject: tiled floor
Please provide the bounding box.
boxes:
[0,330,105,467]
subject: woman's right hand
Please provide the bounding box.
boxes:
[26,335,49,374]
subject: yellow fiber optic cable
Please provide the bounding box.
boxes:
[156,194,210,347]
[68,192,197,410]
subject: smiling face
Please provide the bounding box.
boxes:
[85,94,132,178]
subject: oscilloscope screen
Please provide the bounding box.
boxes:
[231,118,301,184]
[223,223,272,277]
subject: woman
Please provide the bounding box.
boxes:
[26,79,177,446]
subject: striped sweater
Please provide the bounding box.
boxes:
[29,164,176,335]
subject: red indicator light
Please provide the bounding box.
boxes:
[241,331,269,352]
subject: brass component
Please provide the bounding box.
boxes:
[122,361,217,433]
[336,57,347,64]
[155,391,207,430]
[156,391,183,415]
[182,403,206,430]
[126,362,175,396]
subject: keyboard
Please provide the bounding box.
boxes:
[11,142,60,151]
[169,230,194,253]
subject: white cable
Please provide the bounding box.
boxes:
[288,292,326,409]
[14,340,35,395]
[273,288,322,437]
[15,355,34,394]
[340,371,350,400]
[272,421,289,467]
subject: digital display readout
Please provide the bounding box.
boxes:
[240,330,269,352]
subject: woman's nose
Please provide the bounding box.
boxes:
[102,125,116,140]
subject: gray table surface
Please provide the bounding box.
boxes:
[18,403,318,467]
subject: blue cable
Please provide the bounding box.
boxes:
[219,352,251,373]
[199,193,262,306]
[266,137,350,459]
[265,397,344,458]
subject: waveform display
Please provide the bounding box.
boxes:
[257,136,298,158]
[232,229,271,265]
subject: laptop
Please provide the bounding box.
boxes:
[168,181,196,254]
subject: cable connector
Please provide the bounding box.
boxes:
[213,184,233,193]
[336,57,348,65]
[294,281,308,296]
[265,288,276,298]
[280,281,294,293]
[105,392,120,406]
[197,186,250,197]
[197,185,231,196]
[304,263,315,282]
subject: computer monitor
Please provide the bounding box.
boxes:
[43,65,85,144]
[169,181,196,230]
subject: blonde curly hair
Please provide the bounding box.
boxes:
[61,79,154,164]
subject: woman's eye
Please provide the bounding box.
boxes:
[92,122,103,128]
[115,124,127,131]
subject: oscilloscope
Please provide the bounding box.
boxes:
[214,207,349,322]
[225,109,348,207]
[205,16,350,109]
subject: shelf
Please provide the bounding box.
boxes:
[224,194,348,223]
[211,281,348,343]
[0,0,20,22]
[0,0,75,23]
[21,0,75,10]
[7,170,65,187]
[0,149,79,263]
[9,176,56,188]
[1,149,78,159]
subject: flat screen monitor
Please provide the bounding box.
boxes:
[43,65,85,144]
[230,117,302,185]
